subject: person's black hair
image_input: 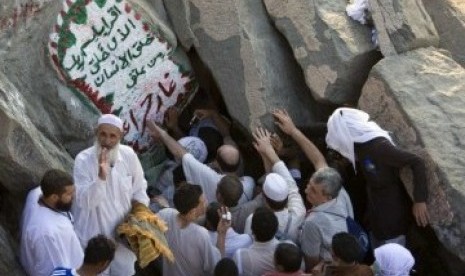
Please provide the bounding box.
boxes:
[83,234,116,265]
[263,195,288,211]
[274,243,303,273]
[147,186,161,198]
[198,127,223,163]
[251,207,278,242]
[205,202,221,231]
[216,175,243,207]
[172,165,186,188]
[173,183,203,215]
[332,232,362,263]
[40,169,73,198]
[214,258,238,276]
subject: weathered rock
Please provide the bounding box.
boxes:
[0,71,74,190]
[163,0,319,130]
[423,0,465,68]
[263,0,380,104]
[0,225,24,275]
[48,0,197,152]
[369,0,439,56]
[0,0,95,157]
[359,47,465,262]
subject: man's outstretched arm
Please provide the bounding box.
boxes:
[148,121,187,161]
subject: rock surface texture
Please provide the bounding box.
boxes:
[1,0,465,273]
[263,0,380,104]
[359,47,465,262]
[423,0,465,68]
[163,0,318,129]
[369,0,439,56]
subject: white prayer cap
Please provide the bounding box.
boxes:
[98,114,123,131]
[178,136,208,163]
[263,173,289,202]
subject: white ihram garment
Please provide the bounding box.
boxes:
[72,145,149,276]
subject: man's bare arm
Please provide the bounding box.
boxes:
[148,121,187,161]
[273,109,327,170]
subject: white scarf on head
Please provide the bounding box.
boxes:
[326,108,393,172]
[374,243,415,276]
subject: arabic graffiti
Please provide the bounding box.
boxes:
[49,0,197,152]
[0,2,43,31]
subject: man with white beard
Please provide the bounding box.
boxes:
[72,114,149,276]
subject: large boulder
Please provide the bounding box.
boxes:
[163,0,319,129]
[369,0,439,56]
[359,47,465,262]
[0,72,74,191]
[263,0,380,104]
[0,0,95,157]
[0,225,24,275]
[422,0,465,68]
[47,0,197,152]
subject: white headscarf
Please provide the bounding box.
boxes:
[178,136,208,163]
[374,243,415,276]
[326,107,393,171]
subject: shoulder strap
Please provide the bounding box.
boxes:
[283,212,293,237]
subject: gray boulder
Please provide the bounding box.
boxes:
[359,47,465,262]
[423,0,465,68]
[163,0,319,129]
[263,0,380,105]
[369,0,439,56]
[0,225,24,275]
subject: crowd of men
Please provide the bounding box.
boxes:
[19,102,428,276]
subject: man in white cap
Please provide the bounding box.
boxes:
[243,169,305,243]
[72,114,149,276]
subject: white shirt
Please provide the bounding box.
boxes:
[20,186,42,234]
[243,161,306,243]
[233,238,280,276]
[208,228,253,258]
[72,145,149,276]
[20,198,83,276]
[182,153,255,204]
[158,208,221,276]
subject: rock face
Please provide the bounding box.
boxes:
[369,0,439,56]
[423,0,465,68]
[0,0,194,273]
[263,0,380,104]
[0,72,74,191]
[359,47,465,262]
[0,225,24,275]
[48,0,197,152]
[163,0,319,129]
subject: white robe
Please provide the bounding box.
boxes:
[72,145,149,276]
[20,197,83,276]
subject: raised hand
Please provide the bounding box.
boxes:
[147,120,165,141]
[164,106,179,130]
[270,133,284,155]
[252,127,274,154]
[217,206,231,235]
[413,202,429,227]
[272,109,297,135]
[98,147,109,180]
[193,108,215,121]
